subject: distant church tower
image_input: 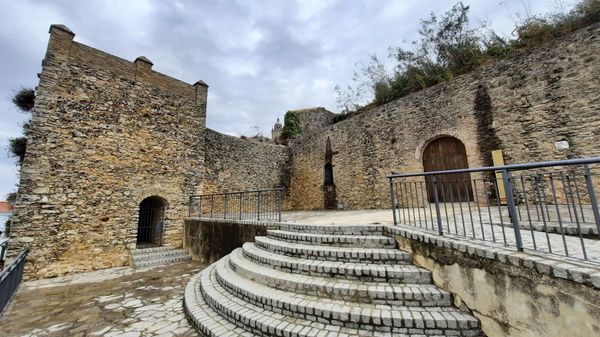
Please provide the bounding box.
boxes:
[271,118,283,144]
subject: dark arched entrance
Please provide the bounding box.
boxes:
[136,196,166,247]
[423,137,473,202]
[323,137,337,209]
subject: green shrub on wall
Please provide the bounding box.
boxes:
[281,111,302,142]
[335,0,600,114]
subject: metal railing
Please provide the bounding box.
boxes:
[0,238,7,271]
[189,188,284,222]
[387,157,600,262]
[0,248,28,316]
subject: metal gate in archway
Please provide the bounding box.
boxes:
[136,196,166,247]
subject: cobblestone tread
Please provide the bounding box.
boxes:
[184,272,259,337]
[217,256,468,328]
[185,224,483,336]
[132,248,191,268]
[242,242,429,282]
[229,248,450,306]
[255,236,410,263]
[267,229,397,248]
[200,265,392,336]
[277,223,384,235]
[131,249,189,262]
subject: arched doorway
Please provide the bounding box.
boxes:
[136,196,167,247]
[423,137,473,202]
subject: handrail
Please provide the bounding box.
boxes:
[190,187,284,197]
[387,156,600,262]
[387,156,600,178]
[189,188,284,222]
[0,248,29,316]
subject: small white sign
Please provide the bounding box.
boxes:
[555,140,570,150]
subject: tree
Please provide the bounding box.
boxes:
[335,55,390,113]
[335,0,600,115]
[384,2,486,105]
[335,2,486,110]
[280,111,302,143]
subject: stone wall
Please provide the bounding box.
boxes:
[203,129,290,195]
[183,218,274,264]
[288,24,600,210]
[290,107,335,135]
[10,25,208,279]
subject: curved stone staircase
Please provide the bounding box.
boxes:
[184,223,483,336]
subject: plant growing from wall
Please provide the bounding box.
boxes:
[7,88,34,165]
[4,88,35,230]
[280,111,302,143]
[12,88,35,112]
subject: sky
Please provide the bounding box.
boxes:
[0,0,579,199]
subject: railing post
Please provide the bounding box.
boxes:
[257,191,261,221]
[188,196,192,217]
[198,196,202,218]
[210,194,214,218]
[432,175,444,235]
[389,178,398,226]
[0,242,7,271]
[224,193,228,219]
[278,189,283,222]
[501,169,523,251]
[239,192,243,220]
[583,164,600,238]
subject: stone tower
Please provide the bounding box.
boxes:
[9,24,208,279]
[271,117,283,144]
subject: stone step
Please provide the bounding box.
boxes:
[267,229,397,248]
[132,250,191,268]
[184,272,259,337]
[199,263,481,336]
[131,249,189,262]
[130,246,171,255]
[229,248,451,306]
[254,236,410,263]
[242,242,431,283]
[198,265,376,336]
[217,256,467,331]
[278,223,384,235]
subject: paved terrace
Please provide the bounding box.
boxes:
[0,261,205,337]
[285,208,600,262]
[1,209,598,336]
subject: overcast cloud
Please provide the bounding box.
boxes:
[0,0,579,198]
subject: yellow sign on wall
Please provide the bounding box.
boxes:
[492,149,507,205]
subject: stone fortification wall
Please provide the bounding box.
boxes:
[288,23,600,210]
[10,25,208,278]
[291,107,335,135]
[203,129,290,195]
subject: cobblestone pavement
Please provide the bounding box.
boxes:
[0,261,205,337]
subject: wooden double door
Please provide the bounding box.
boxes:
[422,137,473,202]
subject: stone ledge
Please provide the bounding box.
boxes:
[191,217,282,229]
[384,225,600,290]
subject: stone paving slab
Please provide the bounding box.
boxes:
[0,261,206,337]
